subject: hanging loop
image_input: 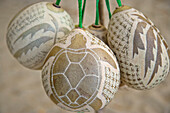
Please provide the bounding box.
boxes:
[78,0,83,28]
[56,0,62,5]
[105,0,112,19]
[116,0,122,7]
[95,0,100,25]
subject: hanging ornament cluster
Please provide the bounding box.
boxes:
[6,0,169,112]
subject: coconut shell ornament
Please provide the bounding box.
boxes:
[87,24,108,44]
[42,28,120,112]
[107,5,170,90]
[6,2,74,70]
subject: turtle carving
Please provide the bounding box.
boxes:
[42,28,120,112]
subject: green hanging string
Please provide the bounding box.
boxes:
[116,0,122,7]
[82,0,87,22]
[78,0,83,28]
[56,0,61,5]
[105,0,112,19]
[95,0,100,25]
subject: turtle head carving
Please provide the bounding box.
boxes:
[68,33,87,49]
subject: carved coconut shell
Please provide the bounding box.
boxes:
[42,28,120,112]
[107,6,170,90]
[6,2,74,70]
[87,24,108,44]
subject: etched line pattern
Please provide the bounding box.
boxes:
[132,10,167,86]
[6,2,74,69]
[51,49,101,108]
[108,12,136,87]
[42,62,52,96]
[7,2,46,53]
[107,7,169,89]
[102,67,119,104]
[86,30,113,55]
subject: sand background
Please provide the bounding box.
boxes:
[0,0,170,113]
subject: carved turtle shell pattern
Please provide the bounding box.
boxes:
[107,6,170,90]
[6,2,74,70]
[42,28,120,112]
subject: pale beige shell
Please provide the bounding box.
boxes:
[87,24,108,44]
[6,2,74,70]
[42,28,120,112]
[107,6,169,90]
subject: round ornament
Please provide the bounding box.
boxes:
[42,28,120,112]
[6,2,74,70]
[87,24,108,44]
[107,6,170,90]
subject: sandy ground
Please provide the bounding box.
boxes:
[0,0,170,113]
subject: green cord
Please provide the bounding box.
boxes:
[95,0,100,25]
[78,0,83,28]
[105,0,112,19]
[116,0,122,7]
[82,0,86,22]
[56,0,61,5]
